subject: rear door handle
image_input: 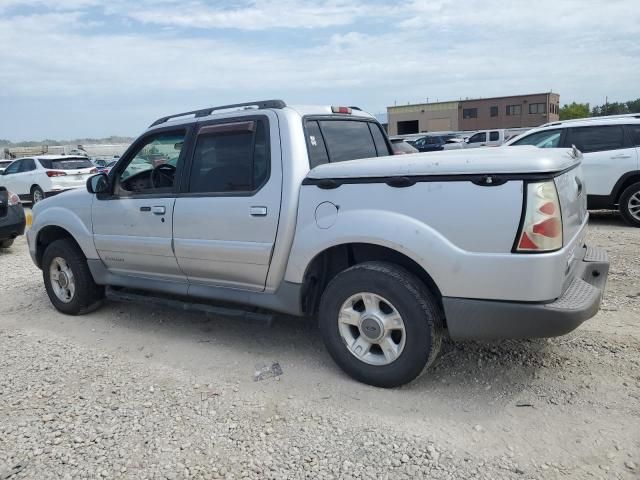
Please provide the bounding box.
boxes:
[611,154,632,159]
[250,206,268,216]
[151,206,166,215]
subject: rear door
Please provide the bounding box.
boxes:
[565,125,637,196]
[172,112,281,291]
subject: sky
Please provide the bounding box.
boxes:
[0,0,639,141]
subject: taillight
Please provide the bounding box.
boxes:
[331,106,352,114]
[46,170,67,177]
[90,168,98,173]
[515,181,563,252]
[7,191,20,206]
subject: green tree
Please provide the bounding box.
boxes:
[559,102,590,120]
[592,101,629,116]
[625,98,640,113]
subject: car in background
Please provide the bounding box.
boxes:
[389,137,419,154]
[0,187,26,248]
[505,117,640,226]
[413,134,465,152]
[93,159,118,174]
[0,155,97,204]
[0,160,13,174]
[464,129,510,148]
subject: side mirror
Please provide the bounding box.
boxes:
[87,173,110,194]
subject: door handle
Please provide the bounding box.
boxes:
[250,206,268,216]
[611,154,631,159]
[151,206,166,215]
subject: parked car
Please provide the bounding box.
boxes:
[0,187,26,248]
[413,134,464,152]
[505,117,640,226]
[464,129,509,148]
[389,137,419,154]
[28,99,608,388]
[0,160,13,174]
[0,155,97,204]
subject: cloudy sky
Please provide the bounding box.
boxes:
[0,0,638,141]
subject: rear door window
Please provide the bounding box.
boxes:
[626,124,640,146]
[305,121,329,168]
[489,131,500,141]
[566,126,625,153]
[19,159,36,172]
[368,123,392,156]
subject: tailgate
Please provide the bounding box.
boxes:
[554,164,588,244]
[52,168,95,188]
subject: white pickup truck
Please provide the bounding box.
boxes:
[27,100,609,387]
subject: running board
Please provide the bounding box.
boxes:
[106,287,275,325]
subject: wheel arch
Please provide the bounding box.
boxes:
[35,225,83,268]
[299,242,443,316]
[612,171,640,205]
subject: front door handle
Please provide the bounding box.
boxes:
[611,154,632,159]
[250,206,268,216]
[151,206,166,215]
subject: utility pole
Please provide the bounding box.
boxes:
[605,96,608,115]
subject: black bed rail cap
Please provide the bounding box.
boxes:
[149,99,287,127]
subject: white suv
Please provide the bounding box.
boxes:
[505,116,640,226]
[0,155,97,204]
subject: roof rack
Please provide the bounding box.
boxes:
[149,99,287,127]
[541,113,640,128]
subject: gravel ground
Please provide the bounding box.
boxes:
[0,210,639,479]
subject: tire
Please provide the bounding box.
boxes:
[0,239,14,248]
[42,239,105,315]
[318,261,443,388]
[619,182,640,227]
[31,185,45,204]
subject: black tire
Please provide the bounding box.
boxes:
[42,239,105,315]
[319,261,443,388]
[31,185,45,204]
[619,182,640,227]
[0,239,14,248]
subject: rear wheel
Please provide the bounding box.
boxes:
[31,185,44,204]
[42,239,105,315]
[619,182,640,227]
[319,261,443,388]
[0,239,14,248]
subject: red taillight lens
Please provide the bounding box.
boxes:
[46,170,67,177]
[7,191,20,206]
[90,168,98,173]
[516,181,563,252]
[331,106,352,114]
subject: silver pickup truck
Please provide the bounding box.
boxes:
[27,100,609,387]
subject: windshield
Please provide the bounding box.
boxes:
[38,158,94,170]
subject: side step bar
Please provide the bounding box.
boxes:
[106,288,275,325]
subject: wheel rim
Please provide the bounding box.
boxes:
[33,189,43,203]
[49,257,76,303]
[628,191,640,222]
[338,292,406,366]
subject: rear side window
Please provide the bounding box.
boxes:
[489,131,500,141]
[511,129,562,148]
[188,119,269,194]
[305,119,388,166]
[567,126,625,153]
[627,124,640,146]
[38,158,93,169]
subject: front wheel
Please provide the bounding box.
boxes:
[319,262,443,388]
[619,182,640,227]
[42,239,105,315]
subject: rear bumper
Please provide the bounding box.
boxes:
[443,245,609,341]
[0,206,26,240]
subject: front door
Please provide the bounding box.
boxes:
[173,113,281,291]
[92,128,190,282]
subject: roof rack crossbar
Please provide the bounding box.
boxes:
[150,99,287,127]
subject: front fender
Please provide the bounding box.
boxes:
[28,200,98,267]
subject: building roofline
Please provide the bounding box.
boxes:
[388,92,558,110]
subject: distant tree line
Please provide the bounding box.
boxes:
[0,136,134,148]
[559,98,640,120]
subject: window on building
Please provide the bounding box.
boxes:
[506,105,522,116]
[529,103,546,114]
[490,106,498,117]
[463,108,478,119]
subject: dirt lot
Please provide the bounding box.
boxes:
[0,211,639,479]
